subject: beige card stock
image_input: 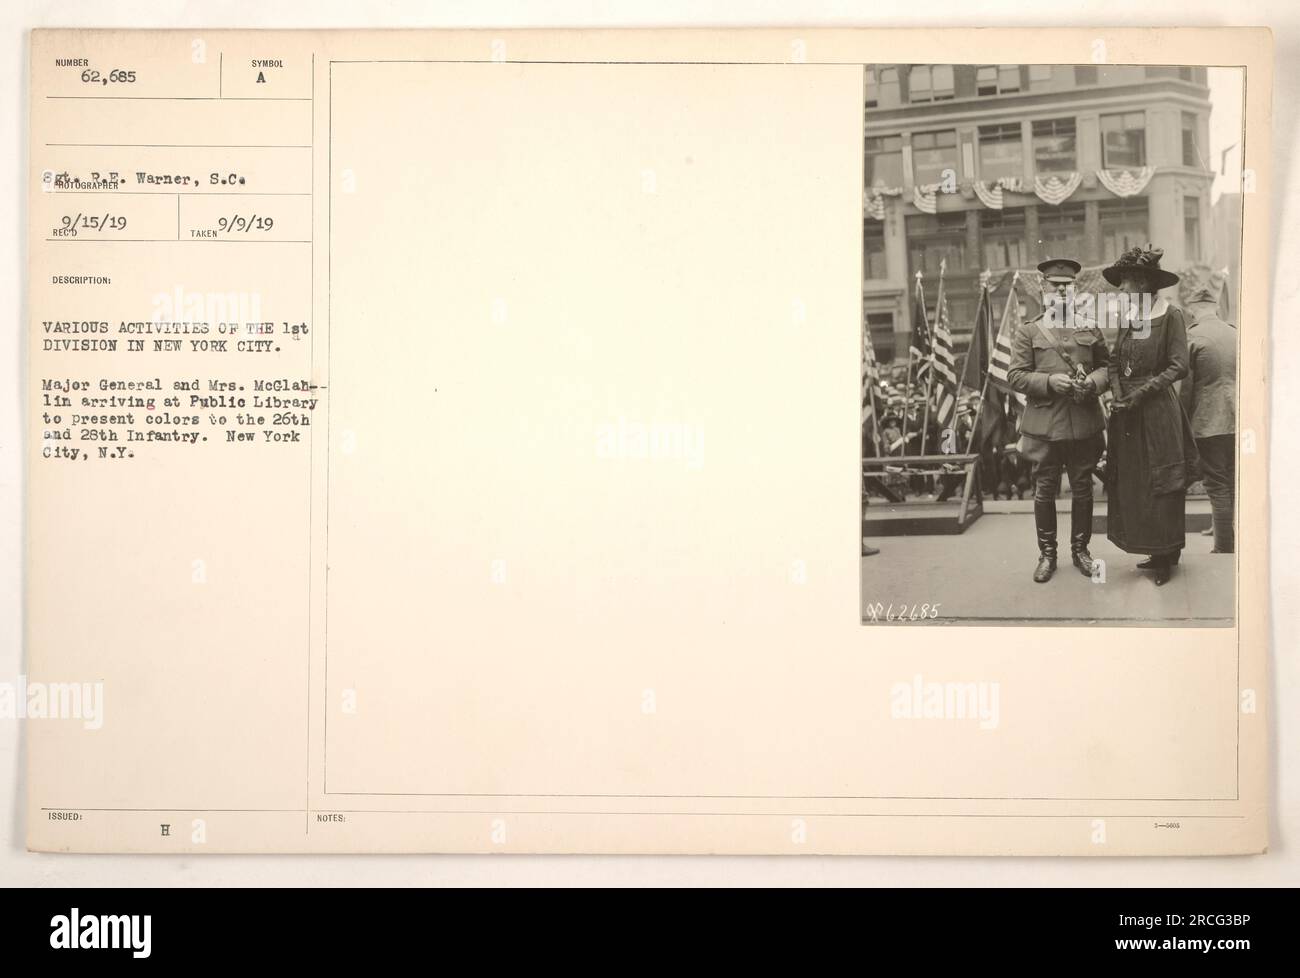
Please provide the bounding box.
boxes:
[25,28,1271,854]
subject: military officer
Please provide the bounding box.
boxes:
[1006,258,1110,582]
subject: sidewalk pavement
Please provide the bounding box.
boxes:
[861,511,1233,625]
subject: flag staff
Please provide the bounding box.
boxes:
[920,371,939,503]
[901,268,926,455]
[919,370,933,456]
[900,347,914,454]
[965,371,995,456]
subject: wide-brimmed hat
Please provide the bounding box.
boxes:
[1036,257,1081,282]
[1102,244,1180,291]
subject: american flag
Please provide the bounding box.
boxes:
[931,262,959,428]
[862,328,882,424]
[989,281,1028,406]
[910,271,932,385]
[862,329,883,454]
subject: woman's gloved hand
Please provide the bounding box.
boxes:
[1118,382,1154,410]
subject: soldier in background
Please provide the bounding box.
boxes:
[1180,288,1237,553]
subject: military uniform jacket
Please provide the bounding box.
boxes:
[1006,312,1109,442]
[1179,311,1237,438]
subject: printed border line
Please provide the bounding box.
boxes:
[39,807,1246,820]
[319,57,1246,808]
[307,50,316,836]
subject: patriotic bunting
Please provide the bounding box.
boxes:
[864,185,903,221]
[973,174,1084,210]
[913,183,939,214]
[1033,171,1082,206]
[1096,165,1155,197]
[973,180,1004,210]
[958,166,1159,212]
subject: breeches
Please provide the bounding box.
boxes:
[1032,438,1100,505]
[1196,433,1235,552]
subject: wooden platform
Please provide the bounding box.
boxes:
[863,500,982,536]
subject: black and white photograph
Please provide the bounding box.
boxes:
[861,63,1243,625]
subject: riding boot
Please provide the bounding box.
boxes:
[1069,495,1095,577]
[1033,500,1057,583]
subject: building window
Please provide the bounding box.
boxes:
[975,64,1022,96]
[978,123,1024,181]
[909,64,954,103]
[876,67,900,107]
[1032,118,1077,173]
[1182,111,1199,167]
[865,220,888,280]
[1100,111,1146,168]
[931,65,954,100]
[1100,198,1149,260]
[1038,203,1087,262]
[1074,65,1098,86]
[1149,66,1204,82]
[1152,66,1205,83]
[907,212,967,276]
[981,208,1028,270]
[1028,64,1054,89]
[911,129,959,186]
[867,312,896,363]
[865,135,904,188]
[945,298,976,335]
[1184,197,1201,261]
[1097,66,1146,85]
[910,65,932,102]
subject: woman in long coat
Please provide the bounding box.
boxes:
[1103,245,1199,586]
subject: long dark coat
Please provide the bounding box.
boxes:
[1105,305,1200,555]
